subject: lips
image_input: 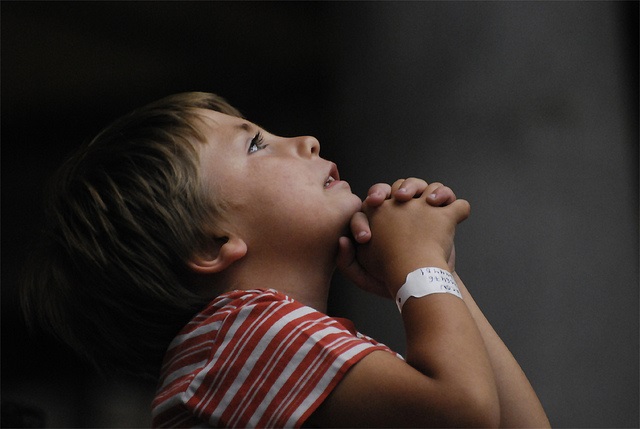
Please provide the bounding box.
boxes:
[324,163,341,189]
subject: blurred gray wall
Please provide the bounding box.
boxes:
[326,3,638,427]
[2,2,637,427]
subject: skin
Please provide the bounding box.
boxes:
[191,108,362,309]
[189,109,550,427]
[335,180,550,428]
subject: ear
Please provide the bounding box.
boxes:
[187,236,247,275]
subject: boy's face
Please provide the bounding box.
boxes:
[197,109,362,257]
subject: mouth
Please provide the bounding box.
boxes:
[324,163,341,189]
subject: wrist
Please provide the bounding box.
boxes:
[385,255,450,296]
[395,267,462,312]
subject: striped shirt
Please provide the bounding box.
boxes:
[151,289,398,428]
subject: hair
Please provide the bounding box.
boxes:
[21,92,243,378]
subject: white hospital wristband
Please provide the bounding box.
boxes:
[396,267,462,313]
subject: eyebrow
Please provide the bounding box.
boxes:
[235,121,268,135]
[235,123,253,133]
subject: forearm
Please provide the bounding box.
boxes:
[453,272,550,428]
[401,293,500,426]
[389,259,500,427]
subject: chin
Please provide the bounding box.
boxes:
[346,192,364,212]
[339,200,363,230]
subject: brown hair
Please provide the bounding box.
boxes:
[21,92,242,377]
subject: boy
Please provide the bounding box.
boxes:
[22,92,549,427]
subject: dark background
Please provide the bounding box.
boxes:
[2,1,638,427]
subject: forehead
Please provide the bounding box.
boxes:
[195,108,253,142]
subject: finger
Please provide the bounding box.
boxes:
[336,236,372,287]
[425,184,457,206]
[364,183,392,207]
[445,198,471,224]
[336,236,356,275]
[336,237,392,299]
[393,177,429,201]
[390,178,406,195]
[349,211,371,243]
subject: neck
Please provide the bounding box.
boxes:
[215,250,336,314]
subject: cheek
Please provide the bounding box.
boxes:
[220,171,361,239]
[231,187,300,229]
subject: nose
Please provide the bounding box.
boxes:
[293,135,320,157]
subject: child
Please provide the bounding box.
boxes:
[22,92,549,427]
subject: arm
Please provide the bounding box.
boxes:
[453,272,550,428]
[311,187,500,427]
[340,179,549,428]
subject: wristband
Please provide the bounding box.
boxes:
[396,267,462,313]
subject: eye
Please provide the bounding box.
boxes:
[248,132,268,154]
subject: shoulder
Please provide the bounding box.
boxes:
[205,288,382,365]
[152,289,397,427]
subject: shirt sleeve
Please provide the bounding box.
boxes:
[179,290,396,428]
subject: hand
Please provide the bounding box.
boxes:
[357,187,469,295]
[350,179,458,243]
[337,179,463,297]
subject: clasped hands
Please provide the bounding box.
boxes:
[337,178,470,299]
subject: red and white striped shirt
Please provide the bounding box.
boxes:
[151,289,398,428]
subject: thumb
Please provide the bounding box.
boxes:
[446,199,471,224]
[336,236,370,289]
